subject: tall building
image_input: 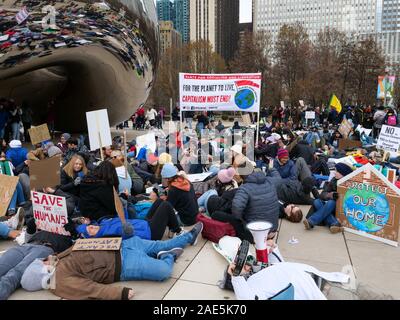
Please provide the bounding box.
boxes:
[253,0,400,64]
[156,0,190,43]
[189,0,240,62]
[159,20,183,53]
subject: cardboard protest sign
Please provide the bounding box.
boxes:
[0,175,19,216]
[338,139,362,151]
[31,191,70,236]
[338,119,353,138]
[28,124,51,145]
[73,238,122,251]
[136,132,157,153]
[305,111,315,119]
[179,73,261,113]
[377,125,400,153]
[30,155,61,190]
[336,163,400,247]
[86,109,112,151]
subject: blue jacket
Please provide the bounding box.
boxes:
[76,217,151,240]
[5,147,28,167]
[273,159,297,182]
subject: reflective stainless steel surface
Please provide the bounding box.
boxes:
[0,0,159,131]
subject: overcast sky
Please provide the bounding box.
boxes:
[153,0,252,23]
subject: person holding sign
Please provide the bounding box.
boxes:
[60,155,88,198]
[20,222,204,300]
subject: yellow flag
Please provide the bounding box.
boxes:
[329,94,342,113]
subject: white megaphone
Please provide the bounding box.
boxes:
[246,221,272,264]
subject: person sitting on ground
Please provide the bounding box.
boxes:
[57,133,71,154]
[20,222,204,300]
[63,138,80,166]
[304,163,353,234]
[161,163,199,226]
[27,143,46,161]
[60,155,87,199]
[79,161,119,221]
[76,190,186,241]
[0,216,74,300]
[273,149,297,182]
[5,140,28,167]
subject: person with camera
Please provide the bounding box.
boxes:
[303,163,353,234]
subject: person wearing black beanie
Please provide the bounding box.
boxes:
[304,162,353,234]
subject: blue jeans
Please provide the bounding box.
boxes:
[0,223,11,239]
[8,182,25,212]
[186,118,193,129]
[120,232,193,281]
[11,122,20,141]
[197,189,218,215]
[308,199,339,227]
[0,244,54,300]
[313,174,329,181]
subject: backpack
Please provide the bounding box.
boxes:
[387,115,397,126]
[196,214,236,243]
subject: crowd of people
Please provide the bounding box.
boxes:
[0,99,398,300]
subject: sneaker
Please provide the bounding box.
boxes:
[303,219,312,230]
[14,230,26,245]
[330,225,344,234]
[157,247,184,261]
[4,207,24,230]
[189,222,204,246]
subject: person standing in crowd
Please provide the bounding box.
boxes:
[20,101,33,143]
[304,163,353,234]
[373,106,387,138]
[171,105,180,130]
[161,163,198,226]
[146,106,158,128]
[184,111,195,130]
[0,101,9,140]
[9,103,22,141]
[196,112,209,134]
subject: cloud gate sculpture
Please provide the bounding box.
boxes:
[0,0,159,132]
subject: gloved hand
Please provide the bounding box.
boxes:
[74,177,82,186]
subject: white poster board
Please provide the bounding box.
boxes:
[299,100,305,107]
[179,73,261,113]
[377,125,400,152]
[355,125,372,137]
[86,109,112,151]
[280,101,285,109]
[187,172,213,183]
[31,191,70,236]
[136,132,157,153]
[305,111,315,119]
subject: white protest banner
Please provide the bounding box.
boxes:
[355,125,372,137]
[31,191,70,236]
[280,101,285,109]
[187,172,213,183]
[299,100,305,107]
[377,125,400,153]
[305,111,315,119]
[179,73,261,113]
[136,132,157,153]
[86,109,112,151]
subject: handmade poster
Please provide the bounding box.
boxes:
[338,119,353,138]
[73,238,122,251]
[179,73,261,113]
[86,109,112,151]
[28,124,51,145]
[377,75,396,99]
[31,191,70,236]
[338,139,362,151]
[136,132,157,153]
[305,111,315,119]
[377,125,400,153]
[30,155,61,190]
[336,163,400,246]
[355,125,372,137]
[0,175,19,217]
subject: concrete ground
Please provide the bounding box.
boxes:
[5,124,400,300]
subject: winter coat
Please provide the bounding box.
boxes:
[290,140,315,165]
[232,170,282,231]
[276,180,314,205]
[79,176,117,221]
[76,217,151,240]
[207,189,238,215]
[167,177,198,226]
[28,231,73,254]
[273,159,297,182]
[373,110,387,128]
[51,248,129,300]
[60,170,82,197]
[5,147,28,167]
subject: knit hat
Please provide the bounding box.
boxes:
[47,146,63,158]
[218,167,236,184]
[21,259,51,291]
[277,149,289,159]
[147,153,159,165]
[335,163,353,177]
[161,163,178,178]
[230,144,242,154]
[61,133,71,141]
[9,140,21,148]
[159,153,172,165]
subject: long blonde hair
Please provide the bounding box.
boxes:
[63,155,88,179]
